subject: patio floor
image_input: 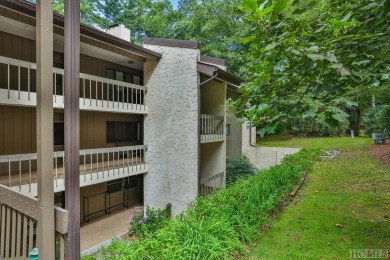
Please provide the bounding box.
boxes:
[80,205,141,252]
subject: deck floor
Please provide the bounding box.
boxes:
[80,205,141,253]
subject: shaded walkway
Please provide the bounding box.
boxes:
[80,206,140,253]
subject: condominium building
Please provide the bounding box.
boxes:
[0,0,255,234]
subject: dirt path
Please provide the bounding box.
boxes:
[369,140,390,167]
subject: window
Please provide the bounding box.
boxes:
[124,176,138,189]
[54,122,65,145]
[106,68,141,85]
[106,121,141,143]
[226,124,231,136]
[107,179,123,194]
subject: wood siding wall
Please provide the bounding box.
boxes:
[0,31,143,91]
[0,106,36,155]
[0,106,143,156]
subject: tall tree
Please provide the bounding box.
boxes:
[232,0,390,135]
[173,0,253,77]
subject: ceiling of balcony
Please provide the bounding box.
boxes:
[0,15,144,71]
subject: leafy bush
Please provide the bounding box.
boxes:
[226,156,257,186]
[362,107,381,135]
[290,116,349,136]
[86,149,321,260]
[378,105,390,133]
[128,204,172,238]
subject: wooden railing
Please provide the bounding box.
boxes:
[200,114,224,143]
[199,172,225,196]
[0,184,68,259]
[0,145,148,193]
[0,55,148,114]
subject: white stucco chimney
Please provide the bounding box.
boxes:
[107,23,131,42]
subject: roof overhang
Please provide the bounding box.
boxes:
[197,62,243,87]
[0,0,162,61]
[144,37,200,49]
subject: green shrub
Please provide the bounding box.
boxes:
[86,149,321,260]
[290,116,349,136]
[226,156,257,186]
[128,204,172,238]
[378,105,390,133]
[362,107,381,135]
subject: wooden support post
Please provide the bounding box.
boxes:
[64,0,81,258]
[36,0,55,258]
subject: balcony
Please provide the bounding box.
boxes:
[0,145,148,196]
[200,114,224,143]
[0,56,148,114]
[199,172,225,196]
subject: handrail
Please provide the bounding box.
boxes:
[0,184,68,258]
[0,55,148,113]
[200,114,224,143]
[0,145,148,191]
[0,55,146,91]
[0,145,148,163]
[199,172,225,196]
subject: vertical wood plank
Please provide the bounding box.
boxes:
[16,212,21,257]
[11,209,16,257]
[0,32,4,88]
[64,0,81,257]
[0,106,3,155]
[13,107,23,154]
[5,207,11,259]
[32,108,37,153]
[22,215,28,258]
[3,106,13,155]
[0,204,4,259]
[0,31,3,56]
[36,0,55,258]
[22,107,33,153]
[28,219,34,253]
[2,33,12,58]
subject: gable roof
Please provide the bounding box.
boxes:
[197,62,243,87]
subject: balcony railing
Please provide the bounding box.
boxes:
[200,114,224,143]
[0,145,148,195]
[0,184,68,259]
[0,56,148,114]
[199,171,225,196]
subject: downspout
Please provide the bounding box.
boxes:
[199,73,218,86]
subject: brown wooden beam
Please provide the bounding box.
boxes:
[64,0,81,258]
[36,0,55,258]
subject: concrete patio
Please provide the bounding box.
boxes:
[80,205,140,253]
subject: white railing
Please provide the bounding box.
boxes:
[0,56,147,114]
[0,184,68,259]
[0,145,148,193]
[199,172,225,196]
[201,114,224,143]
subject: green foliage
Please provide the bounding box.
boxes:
[35,0,252,78]
[362,107,381,135]
[378,105,390,133]
[233,0,390,135]
[86,149,321,259]
[290,116,350,136]
[128,204,172,238]
[226,156,257,186]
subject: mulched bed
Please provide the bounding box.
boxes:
[369,139,390,167]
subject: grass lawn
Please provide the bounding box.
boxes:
[250,136,390,259]
[257,135,371,151]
